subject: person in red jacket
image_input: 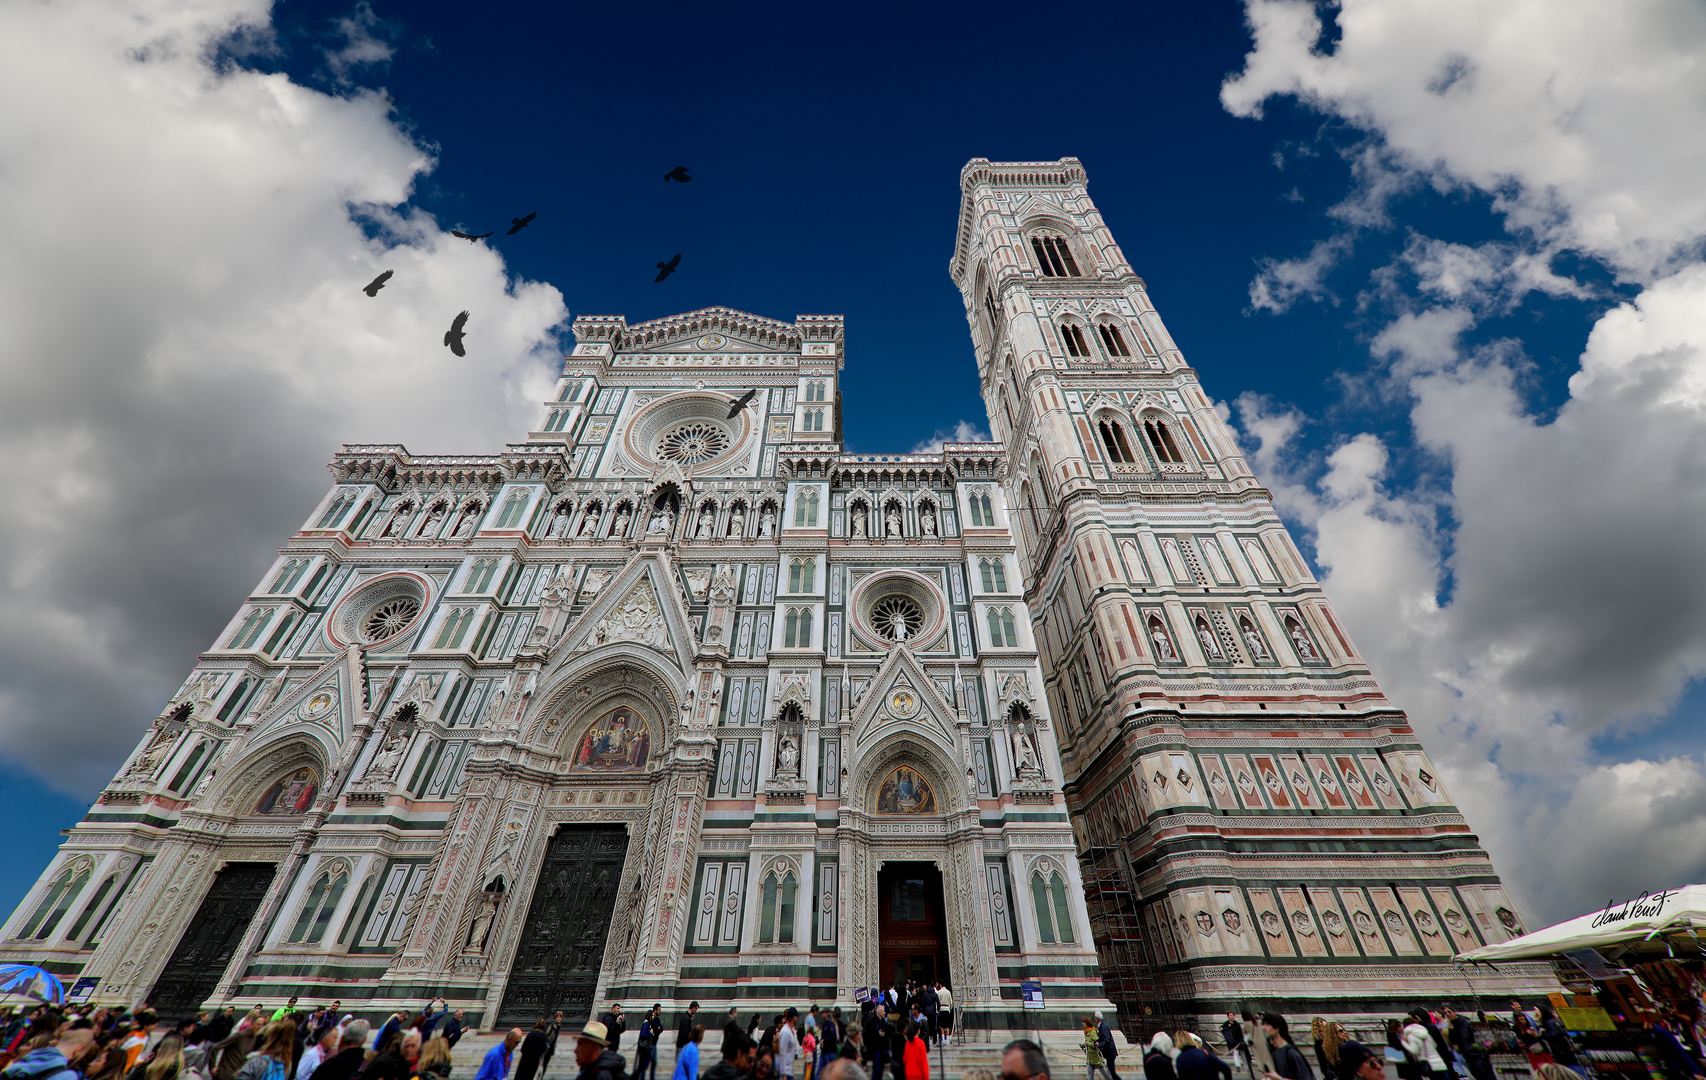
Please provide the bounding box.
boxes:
[902,1023,929,1080]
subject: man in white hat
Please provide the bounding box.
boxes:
[575,1020,626,1080]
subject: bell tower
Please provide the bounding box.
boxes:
[950,158,1552,1023]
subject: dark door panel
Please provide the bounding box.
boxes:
[498,825,628,1027]
[149,862,276,1018]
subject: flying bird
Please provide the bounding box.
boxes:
[362,270,393,297]
[507,212,537,235]
[451,230,493,243]
[444,310,469,357]
[726,388,758,419]
[664,166,692,183]
[654,253,681,282]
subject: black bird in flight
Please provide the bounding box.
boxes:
[451,230,493,243]
[726,388,758,419]
[664,166,692,183]
[444,310,469,357]
[362,270,393,297]
[507,212,537,235]
[654,253,681,282]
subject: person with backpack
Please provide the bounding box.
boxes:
[634,1006,663,1080]
[233,1024,294,1080]
[2,1020,92,1080]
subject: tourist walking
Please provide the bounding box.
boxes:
[305,1021,367,1080]
[902,1024,928,1080]
[2,1017,92,1080]
[777,1011,800,1080]
[674,1027,704,1080]
[476,1030,524,1080]
[417,1038,452,1080]
[598,1007,628,1057]
[677,1005,701,1054]
[1144,1034,1178,1080]
[1238,1013,1270,1080]
[1221,1016,1246,1074]
[1175,1033,1231,1080]
[1400,1012,1447,1080]
[636,1006,664,1080]
[516,1020,551,1080]
[705,1033,753,1080]
[1004,1039,1052,1080]
[543,1013,565,1080]
[1080,1018,1109,1080]
[234,1023,295,1080]
[1096,1012,1120,1080]
[934,986,952,1048]
[1259,1016,1314,1080]
[1441,1009,1491,1080]
[572,1022,626,1080]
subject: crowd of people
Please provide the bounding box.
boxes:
[0,992,1627,1080]
[0,998,469,1080]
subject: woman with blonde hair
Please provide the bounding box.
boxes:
[416,1037,452,1080]
[131,1033,186,1080]
[234,1022,295,1080]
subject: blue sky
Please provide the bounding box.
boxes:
[0,0,1703,926]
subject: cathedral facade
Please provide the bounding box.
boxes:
[2,158,1548,1034]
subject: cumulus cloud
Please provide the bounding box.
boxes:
[910,420,990,453]
[0,0,566,792]
[1224,0,1706,921]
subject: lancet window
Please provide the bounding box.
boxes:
[1096,322,1132,357]
[1144,418,1186,464]
[289,869,349,945]
[783,607,813,648]
[1029,867,1076,944]
[1097,419,1138,463]
[986,606,1019,647]
[1059,322,1091,358]
[788,558,815,593]
[1030,234,1082,278]
[757,869,797,944]
[979,557,1007,593]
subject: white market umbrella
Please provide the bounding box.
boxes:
[1455,885,1706,963]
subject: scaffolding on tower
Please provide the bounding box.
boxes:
[1078,845,1186,1039]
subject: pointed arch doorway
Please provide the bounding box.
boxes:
[876,861,950,990]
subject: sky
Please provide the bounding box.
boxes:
[0,0,1704,928]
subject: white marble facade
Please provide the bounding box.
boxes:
[0,300,1111,1034]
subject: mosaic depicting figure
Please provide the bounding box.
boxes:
[255,768,318,815]
[876,765,935,814]
[571,707,651,771]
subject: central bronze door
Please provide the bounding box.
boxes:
[149,862,276,1018]
[498,824,628,1026]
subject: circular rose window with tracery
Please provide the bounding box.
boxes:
[848,571,946,650]
[871,596,924,642]
[363,597,421,643]
[656,421,730,464]
[326,573,431,649]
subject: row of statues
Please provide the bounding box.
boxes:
[850,502,937,539]
[548,501,781,542]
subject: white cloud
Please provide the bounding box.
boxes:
[1224,0,1706,921]
[910,420,989,454]
[326,2,395,83]
[0,0,566,792]
[1223,0,1706,280]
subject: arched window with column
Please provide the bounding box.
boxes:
[1029,233,1082,278]
[756,868,797,944]
[1097,418,1138,463]
[1096,321,1133,357]
[289,868,350,945]
[1143,416,1187,464]
[18,858,93,941]
[1029,864,1076,944]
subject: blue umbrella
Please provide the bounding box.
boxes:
[0,965,65,1005]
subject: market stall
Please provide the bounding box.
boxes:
[1456,886,1706,1080]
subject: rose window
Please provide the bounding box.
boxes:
[363,597,422,643]
[656,421,731,464]
[871,596,924,642]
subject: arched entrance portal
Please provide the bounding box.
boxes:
[876,861,950,991]
[496,824,628,1026]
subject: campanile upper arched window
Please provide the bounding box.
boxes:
[1029,233,1082,278]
